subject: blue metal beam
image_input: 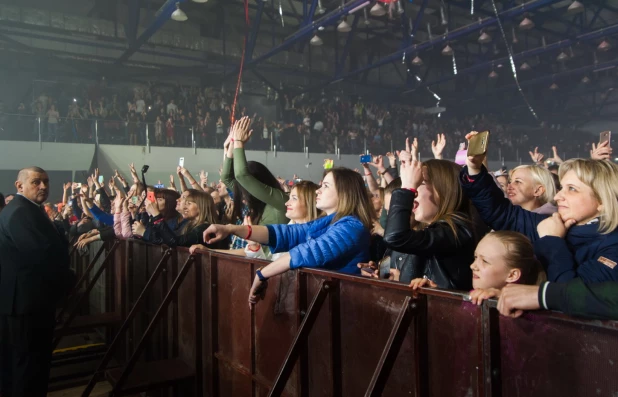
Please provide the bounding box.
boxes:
[335,14,360,78]
[416,23,618,90]
[246,0,266,61]
[224,0,370,77]
[126,0,141,46]
[116,0,187,65]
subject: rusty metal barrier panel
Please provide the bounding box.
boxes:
[94,241,618,397]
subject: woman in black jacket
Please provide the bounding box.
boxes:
[383,140,483,290]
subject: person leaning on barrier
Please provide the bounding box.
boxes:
[497,279,618,321]
[0,167,75,397]
[202,167,374,309]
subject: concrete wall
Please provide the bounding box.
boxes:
[0,140,522,203]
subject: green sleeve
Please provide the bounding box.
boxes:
[221,156,235,190]
[233,148,287,210]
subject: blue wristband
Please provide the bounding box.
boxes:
[256,269,268,282]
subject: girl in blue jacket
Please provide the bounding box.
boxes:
[202,167,375,309]
[461,131,618,284]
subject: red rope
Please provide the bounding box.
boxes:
[230,0,250,125]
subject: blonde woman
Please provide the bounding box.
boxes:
[462,131,618,284]
[507,165,557,215]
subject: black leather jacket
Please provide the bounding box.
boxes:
[383,189,476,290]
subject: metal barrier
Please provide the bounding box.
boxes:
[77,239,618,397]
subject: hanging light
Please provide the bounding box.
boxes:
[317,0,326,14]
[364,9,370,26]
[370,2,386,17]
[519,16,534,30]
[440,5,448,26]
[318,25,325,31]
[411,55,423,66]
[441,43,453,56]
[478,31,491,44]
[337,18,351,32]
[489,70,498,79]
[567,1,584,15]
[397,0,404,15]
[171,3,188,21]
[520,62,531,71]
[598,39,612,51]
[512,27,518,44]
[557,51,569,62]
[192,0,208,3]
[581,76,591,84]
[549,82,559,90]
[310,34,323,46]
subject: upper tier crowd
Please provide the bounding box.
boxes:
[2,114,616,323]
[0,80,594,160]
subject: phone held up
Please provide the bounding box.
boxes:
[179,157,185,167]
[467,131,490,157]
[360,154,372,164]
[600,131,611,146]
[147,191,156,203]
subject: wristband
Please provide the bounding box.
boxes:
[245,225,253,240]
[403,187,418,197]
[256,269,268,282]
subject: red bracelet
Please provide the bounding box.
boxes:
[403,187,418,197]
[245,225,253,240]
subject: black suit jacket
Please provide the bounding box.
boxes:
[0,195,73,315]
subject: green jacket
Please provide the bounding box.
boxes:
[221,148,289,226]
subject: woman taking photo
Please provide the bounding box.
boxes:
[506,165,557,215]
[135,188,186,244]
[203,167,374,308]
[461,131,618,283]
[382,139,480,290]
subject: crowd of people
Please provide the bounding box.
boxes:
[0,79,596,160]
[1,113,617,396]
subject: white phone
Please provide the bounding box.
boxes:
[179,157,185,167]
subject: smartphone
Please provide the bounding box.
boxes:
[147,191,156,203]
[378,257,392,279]
[179,157,185,167]
[600,131,611,146]
[360,154,372,164]
[76,183,82,189]
[98,175,104,184]
[467,131,490,157]
[131,196,139,205]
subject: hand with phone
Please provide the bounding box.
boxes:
[591,131,612,160]
[465,131,490,176]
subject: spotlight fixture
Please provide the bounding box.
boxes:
[441,43,453,56]
[478,31,491,44]
[519,16,534,30]
[310,34,323,46]
[370,2,386,17]
[567,1,584,15]
[397,0,405,15]
[337,18,351,32]
[488,70,498,79]
[549,82,559,90]
[171,3,188,21]
[318,25,325,31]
[520,62,531,71]
[317,0,326,14]
[191,0,208,3]
[598,39,611,52]
[556,51,569,62]
[411,55,423,66]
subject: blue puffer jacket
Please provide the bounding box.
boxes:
[460,165,618,283]
[266,213,370,274]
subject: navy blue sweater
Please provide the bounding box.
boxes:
[460,165,618,283]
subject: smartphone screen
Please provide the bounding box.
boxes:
[600,131,611,145]
[179,157,185,167]
[131,196,139,205]
[98,175,104,184]
[360,154,372,164]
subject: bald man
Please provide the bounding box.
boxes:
[0,167,74,397]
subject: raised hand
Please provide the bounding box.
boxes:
[465,131,486,175]
[590,140,612,160]
[232,116,253,143]
[385,152,397,168]
[64,182,72,190]
[551,146,564,164]
[528,147,545,164]
[431,133,447,159]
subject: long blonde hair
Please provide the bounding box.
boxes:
[326,168,375,229]
[182,190,218,234]
[488,231,545,285]
[509,165,556,205]
[293,180,323,222]
[559,159,618,234]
